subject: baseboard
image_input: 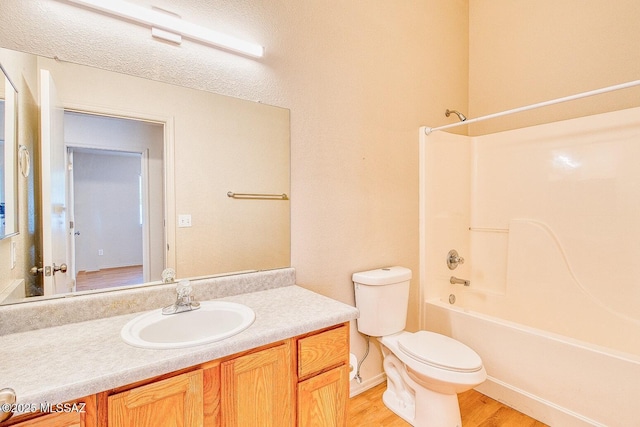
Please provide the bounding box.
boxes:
[476,376,604,427]
[349,372,386,398]
[348,371,603,425]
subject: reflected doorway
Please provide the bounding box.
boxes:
[71,148,144,291]
[64,112,164,292]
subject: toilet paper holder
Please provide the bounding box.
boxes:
[349,353,358,381]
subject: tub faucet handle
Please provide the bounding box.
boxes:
[447,249,465,270]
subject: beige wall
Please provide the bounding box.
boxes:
[469,0,640,135]
[271,1,468,384]
[0,0,468,384]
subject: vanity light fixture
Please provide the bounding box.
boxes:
[59,0,265,58]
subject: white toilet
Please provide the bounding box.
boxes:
[353,266,486,427]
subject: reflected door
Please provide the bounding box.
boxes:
[40,69,73,295]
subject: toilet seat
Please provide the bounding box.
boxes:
[398,331,483,373]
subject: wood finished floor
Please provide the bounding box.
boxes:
[75,265,143,291]
[348,382,548,427]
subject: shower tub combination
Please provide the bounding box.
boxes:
[420,89,640,427]
[425,296,638,427]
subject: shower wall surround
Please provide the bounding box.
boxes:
[421,106,640,425]
[425,106,640,357]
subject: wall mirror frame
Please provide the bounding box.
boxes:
[0,46,291,307]
[0,62,19,242]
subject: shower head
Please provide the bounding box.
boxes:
[445,109,467,122]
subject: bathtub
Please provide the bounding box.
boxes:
[424,297,640,427]
[419,109,640,426]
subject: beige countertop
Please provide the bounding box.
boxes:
[0,285,358,412]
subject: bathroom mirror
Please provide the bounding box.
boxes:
[0,46,290,305]
[0,62,18,241]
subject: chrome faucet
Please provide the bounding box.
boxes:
[162,280,201,315]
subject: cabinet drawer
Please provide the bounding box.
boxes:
[298,325,348,379]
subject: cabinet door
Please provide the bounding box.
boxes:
[8,412,81,427]
[221,343,293,427]
[108,370,203,427]
[297,366,348,427]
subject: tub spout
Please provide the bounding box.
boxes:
[450,276,470,286]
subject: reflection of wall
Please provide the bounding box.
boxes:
[0,48,39,297]
[40,57,290,279]
[176,98,290,276]
[73,150,142,273]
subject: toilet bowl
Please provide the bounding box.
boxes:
[353,267,486,427]
[379,331,486,426]
[383,331,486,394]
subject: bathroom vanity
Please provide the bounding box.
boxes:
[0,269,358,426]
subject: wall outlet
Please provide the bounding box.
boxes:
[98,249,104,256]
[178,214,192,228]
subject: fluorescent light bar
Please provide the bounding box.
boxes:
[151,27,182,44]
[61,0,264,57]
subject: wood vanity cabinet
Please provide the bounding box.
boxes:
[221,341,293,426]
[106,369,208,426]
[296,324,350,427]
[218,324,349,427]
[3,323,349,427]
[99,360,219,427]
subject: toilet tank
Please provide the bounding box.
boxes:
[352,266,412,336]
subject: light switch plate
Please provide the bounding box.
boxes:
[178,214,192,228]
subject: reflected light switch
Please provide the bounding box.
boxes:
[178,214,192,228]
[11,240,16,269]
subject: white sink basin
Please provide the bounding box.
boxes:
[121,301,255,349]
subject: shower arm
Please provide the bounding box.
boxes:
[425,79,640,135]
[445,109,467,122]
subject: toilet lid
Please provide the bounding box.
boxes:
[398,331,483,373]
